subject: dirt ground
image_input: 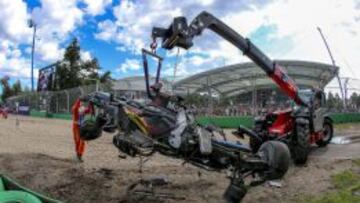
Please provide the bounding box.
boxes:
[0,116,360,203]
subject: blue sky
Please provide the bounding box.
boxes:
[1,0,360,92]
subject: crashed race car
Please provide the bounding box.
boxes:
[77,12,293,202]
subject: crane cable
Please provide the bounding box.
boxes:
[172,47,181,84]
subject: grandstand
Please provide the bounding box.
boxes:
[5,60,340,116]
[173,60,338,115]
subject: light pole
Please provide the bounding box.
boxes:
[28,19,37,92]
[317,27,346,109]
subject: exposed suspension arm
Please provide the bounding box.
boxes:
[152,11,308,107]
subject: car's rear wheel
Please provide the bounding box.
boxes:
[257,141,291,180]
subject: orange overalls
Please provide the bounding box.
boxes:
[72,99,93,159]
[0,109,7,119]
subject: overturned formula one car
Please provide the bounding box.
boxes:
[78,11,292,203]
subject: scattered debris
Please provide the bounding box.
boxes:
[267,180,283,188]
[332,136,351,144]
[98,168,114,179]
[126,176,186,201]
[352,189,360,197]
[331,135,360,145]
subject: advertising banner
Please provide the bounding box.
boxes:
[37,64,56,91]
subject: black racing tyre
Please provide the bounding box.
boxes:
[316,119,333,147]
[257,141,291,180]
[291,121,310,165]
[249,136,262,153]
[80,119,102,141]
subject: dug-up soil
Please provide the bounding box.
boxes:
[0,116,359,203]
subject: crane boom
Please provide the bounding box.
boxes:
[152,11,308,107]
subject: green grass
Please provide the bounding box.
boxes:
[297,170,360,203]
[334,123,357,131]
[352,159,360,167]
[331,170,360,189]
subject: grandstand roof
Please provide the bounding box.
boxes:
[173,60,338,97]
[112,76,172,91]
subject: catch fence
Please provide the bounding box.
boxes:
[5,82,359,118]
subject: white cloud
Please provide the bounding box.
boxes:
[0,42,32,79]
[0,0,32,80]
[0,0,90,84]
[36,41,65,62]
[80,50,92,61]
[82,0,112,16]
[115,46,127,52]
[32,0,83,39]
[96,0,184,54]
[0,0,31,43]
[31,0,84,62]
[118,59,141,73]
[254,0,360,79]
[96,0,360,83]
[95,20,117,41]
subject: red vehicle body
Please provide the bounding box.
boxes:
[259,108,330,145]
[267,109,294,137]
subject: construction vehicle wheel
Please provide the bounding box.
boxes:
[316,119,333,147]
[291,121,310,165]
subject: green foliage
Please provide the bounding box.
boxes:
[327,91,360,110]
[353,159,360,167]
[302,190,360,203]
[54,38,113,90]
[12,80,22,95]
[0,78,23,101]
[331,170,360,189]
[1,77,12,101]
[349,92,360,109]
[327,92,343,110]
[298,170,360,203]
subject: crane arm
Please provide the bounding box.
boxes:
[152,11,308,107]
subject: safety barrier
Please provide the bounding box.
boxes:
[28,110,360,128]
[197,113,360,128]
[0,174,61,203]
[329,112,360,124]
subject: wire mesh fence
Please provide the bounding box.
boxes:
[5,82,359,116]
[6,83,115,114]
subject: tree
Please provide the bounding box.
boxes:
[55,39,82,90]
[350,92,360,110]
[0,77,12,101]
[334,93,342,111]
[99,71,112,83]
[327,92,335,109]
[12,80,22,95]
[55,38,113,90]
[0,77,23,101]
